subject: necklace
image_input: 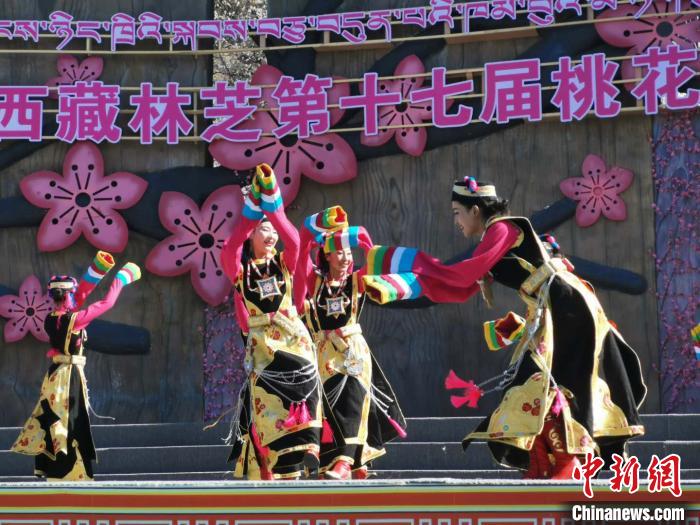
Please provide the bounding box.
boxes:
[246,256,285,301]
[319,275,350,318]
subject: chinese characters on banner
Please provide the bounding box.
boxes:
[575,452,683,499]
[0,1,690,51]
[0,46,697,144]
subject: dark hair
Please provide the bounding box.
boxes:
[315,249,330,277]
[240,216,272,264]
[48,288,68,303]
[451,180,509,221]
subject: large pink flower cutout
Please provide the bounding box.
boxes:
[47,55,104,99]
[0,275,51,343]
[209,64,358,206]
[21,142,147,253]
[560,154,634,227]
[146,186,242,306]
[361,55,447,157]
[596,0,700,90]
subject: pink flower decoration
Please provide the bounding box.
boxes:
[560,154,634,227]
[595,0,700,90]
[20,142,147,253]
[209,64,357,206]
[361,55,447,157]
[46,55,104,99]
[146,186,242,306]
[0,275,51,343]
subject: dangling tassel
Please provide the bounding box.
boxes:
[551,387,567,417]
[445,369,471,389]
[297,400,311,424]
[282,402,299,429]
[321,419,334,443]
[446,370,484,409]
[449,381,484,409]
[388,416,407,439]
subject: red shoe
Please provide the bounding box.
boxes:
[523,434,552,479]
[325,460,352,480]
[352,466,370,480]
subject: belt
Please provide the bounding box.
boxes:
[51,354,86,366]
[247,310,308,339]
[314,324,362,351]
[520,257,568,296]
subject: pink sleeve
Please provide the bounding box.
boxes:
[266,208,300,272]
[417,221,521,303]
[356,228,375,291]
[220,216,257,284]
[72,279,124,331]
[293,227,318,314]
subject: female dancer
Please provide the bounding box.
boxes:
[220,164,322,480]
[296,207,406,480]
[362,178,646,479]
[12,252,141,480]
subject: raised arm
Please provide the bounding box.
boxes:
[74,251,116,308]
[220,184,261,283]
[73,263,141,331]
[254,163,299,271]
[293,227,319,314]
[363,220,520,304]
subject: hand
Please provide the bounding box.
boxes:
[116,262,142,286]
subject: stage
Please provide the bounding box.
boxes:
[0,479,698,522]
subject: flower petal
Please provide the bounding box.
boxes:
[601,196,628,221]
[559,177,586,200]
[64,142,105,185]
[575,200,603,227]
[157,191,203,233]
[581,154,607,180]
[606,166,634,193]
[91,171,148,210]
[190,259,233,306]
[55,55,79,78]
[292,133,358,185]
[0,294,20,318]
[595,4,651,49]
[20,171,64,208]
[208,113,277,171]
[395,55,426,83]
[145,238,194,277]
[251,64,283,107]
[36,208,83,252]
[395,125,428,157]
[18,275,43,297]
[81,211,130,252]
[361,128,394,147]
[4,320,26,343]
[76,57,103,82]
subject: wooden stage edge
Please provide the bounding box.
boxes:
[0,480,698,522]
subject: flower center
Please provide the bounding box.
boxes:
[198,233,215,249]
[279,134,298,148]
[655,21,673,37]
[75,192,92,207]
[396,102,409,113]
[592,186,604,197]
[25,307,35,316]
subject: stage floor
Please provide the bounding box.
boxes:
[0,479,698,523]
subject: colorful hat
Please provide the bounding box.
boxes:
[305,205,348,242]
[47,275,78,292]
[452,177,498,198]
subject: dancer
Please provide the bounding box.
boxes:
[12,252,141,481]
[362,178,646,479]
[220,163,322,480]
[296,207,407,480]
